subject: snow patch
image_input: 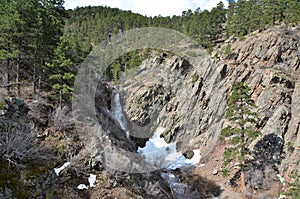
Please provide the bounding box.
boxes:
[277,174,285,186]
[278,194,286,199]
[77,184,88,190]
[77,174,97,190]
[88,174,97,187]
[138,127,201,170]
[54,162,71,176]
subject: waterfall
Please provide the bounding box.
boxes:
[111,91,130,139]
[109,91,211,197]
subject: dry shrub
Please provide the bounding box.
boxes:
[0,123,37,168]
[51,106,74,132]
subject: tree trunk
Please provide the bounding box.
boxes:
[16,48,21,96]
[6,57,11,94]
[33,55,37,95]
[59,90,62,109]
[38,72,41,100]
[240,163,246,192]
[240,125,246,191]
[33,39,39,95]
[16,59,20,96]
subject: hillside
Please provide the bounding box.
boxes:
[1,1,300,199]
[1,26,300,198]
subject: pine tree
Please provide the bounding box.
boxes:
[261,0,285,25]
[0,0,66,96]
[47,36,76,106]
[220,81,260,192]
[210,1,226,40]
[284,0,300,25]
[225,1,236,38]
[0,0,21,93]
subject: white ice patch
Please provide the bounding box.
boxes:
[54,162,71,176]
[138,127,201,170]
[77,184,88,190]
[88,174,97,187]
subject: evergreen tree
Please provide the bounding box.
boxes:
[284,0,300,25]
[261,0,285,25]
[220,81,260,191]
[210,1,226,40]
[0,0,66,96]
[0,0,22,93]
[47,36,76,105]
[226,1,236,38]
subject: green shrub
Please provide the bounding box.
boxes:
[192,72,199,83]
[287,141,295,152]
[0,101,5,109]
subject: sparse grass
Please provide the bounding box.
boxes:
[185,50,197,57]
[238,35,246,41]
[224,44,233,55]
[0,160,30,199]
[284,170,300,199]
[287,141,295,152]
[26,164,52,177]
[192,72,199,84]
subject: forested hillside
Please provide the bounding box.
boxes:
[1,0,300,103]
[66,0,300,46]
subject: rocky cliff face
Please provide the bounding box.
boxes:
[116,27,300,191]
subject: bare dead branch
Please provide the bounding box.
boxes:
[0,82,22,88]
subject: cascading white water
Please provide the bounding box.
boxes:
[111,91,130,139]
